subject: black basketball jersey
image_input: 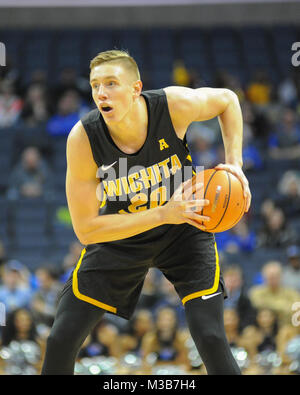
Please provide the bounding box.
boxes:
[81,89,195,245]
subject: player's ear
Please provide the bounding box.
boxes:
[132,80,143,99]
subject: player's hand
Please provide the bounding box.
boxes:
[161,177,210,230]
[214,163,251,212]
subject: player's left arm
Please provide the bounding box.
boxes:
[164,86,251,212]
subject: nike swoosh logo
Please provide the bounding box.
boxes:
[201,291,222,300]
[100,161,117,171]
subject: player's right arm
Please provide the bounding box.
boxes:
[66,122,209,245]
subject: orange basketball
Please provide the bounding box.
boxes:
[192,168,246,233]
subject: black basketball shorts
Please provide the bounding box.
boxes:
[62,224,225,320]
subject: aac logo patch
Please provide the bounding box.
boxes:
[158,138,169,151]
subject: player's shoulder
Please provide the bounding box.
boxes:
[141,88,165,103]
[67,119,91,155]
[162,86,199,124]
[142,86,194,110]
[163,85,196,108]
[143,86,196,105]
[68,120,85,142]
[66,120,97,172]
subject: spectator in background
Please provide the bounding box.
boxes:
[51,67,91,104]
[0,308,44,374]
[60,241,83,283]
[249,261,300,327]
[0,260,33,313]
[258,206,297,249]
[241,308,278,356]
[0,79,23,129]
[141,307,189,370]
[223,308,243,348]
[12,83,53,165]
[136,269,163,312]
[187,68,203,89]
[246,70,272,107]
[46,89,89,137]
[31,266,62,329]
[276,170,300,218]
[172,60,191,87]
[0,308,40,347]
[239,308,278,363]
[276,321,300,368]
[223,73,246,103]
[214,70,234,90]
[282,245,300,293]
[152,276,186,329]
[229,218,257,253]
[25,69,48,91]
[0,240,7,267]
[254,308,278,353]
[0,55,20,86]
[268,107,300,160]
[223,265,256,331]
[260,198,275,222]
[215,217,257,255]
[277,73,298,109]
[6,146,54,201]
[120,309,153,356]
[186,123,218,169]
[241,102,264,171]
[78,320,121,359]
[20,83,50,125]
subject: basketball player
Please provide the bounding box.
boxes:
[42,50,251,375]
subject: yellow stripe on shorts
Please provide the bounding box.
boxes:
[72,248,117,314]
[181,242,220,305]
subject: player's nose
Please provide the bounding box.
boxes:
[97,84,108,100]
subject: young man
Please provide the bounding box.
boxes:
[42,50,251,375]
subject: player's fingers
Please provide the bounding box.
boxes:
[214,163,226,171]
[183,182,204,200]
[245,189,252,212]
[172,178,193,201]
[181,176,203,197]
[184,218,207,231]
[215,163,251,207]
[173,178,204,202]
[184,199,210,211]
[181,177,193,192]
[238,176,251,212]
[216,163,243,183]
[183,211,210,222]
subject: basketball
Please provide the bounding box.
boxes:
[192,169,246,233]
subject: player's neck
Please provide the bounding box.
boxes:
[105,96,148,154]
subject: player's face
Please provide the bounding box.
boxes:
[90,63,139,124]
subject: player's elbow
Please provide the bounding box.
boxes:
[76,232,89,246]
[72,223,92,245]
[75,226,104,245]
[72,227,88,245]
[223,88,239,106]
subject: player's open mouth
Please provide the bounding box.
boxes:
[100,105,113,113]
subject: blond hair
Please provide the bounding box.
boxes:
[90,49,140,80]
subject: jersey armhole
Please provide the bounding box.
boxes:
[81,121,103,169]
[161,89,189,153]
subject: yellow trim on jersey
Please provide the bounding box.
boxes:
[181,242,220,306]
[186,154,192,162]
[72,248,117,314]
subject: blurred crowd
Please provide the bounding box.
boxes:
[1,54,300,375]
